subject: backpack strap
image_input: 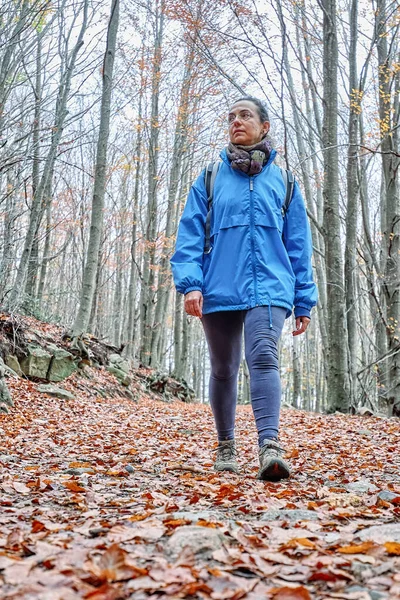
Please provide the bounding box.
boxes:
[204,161,221,254]
[280,167,295,217]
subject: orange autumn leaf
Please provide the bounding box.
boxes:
[287,538,316,549]
[128,513,151,522]
[63,481,86,493]
[163,518,190,528]
[384,541,400,555]
[31,520,47,533]
[338,541,375,554]
[197,519,218,528]
[273,585,312,599]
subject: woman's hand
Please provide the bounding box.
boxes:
[184,291,203,318]
[292,316,310,336]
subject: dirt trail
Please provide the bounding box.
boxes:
[0,377,400,599]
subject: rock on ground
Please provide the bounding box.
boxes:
[359,523,400,543]
[261,509,319,522]
[164,525,224,559]
[37,384,74,400]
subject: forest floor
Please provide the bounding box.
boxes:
[1,366,400,600]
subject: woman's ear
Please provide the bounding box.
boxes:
[262,122,270,136]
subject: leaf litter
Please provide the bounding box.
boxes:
[0,365,400,599]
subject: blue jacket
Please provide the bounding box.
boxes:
[170,148,318,319]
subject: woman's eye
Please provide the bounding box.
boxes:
[242,112,251,120]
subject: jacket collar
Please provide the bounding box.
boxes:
[219,147,277,170]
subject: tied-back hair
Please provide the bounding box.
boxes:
[232,96,270,123]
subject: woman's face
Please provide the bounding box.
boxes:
[228,100,270,146]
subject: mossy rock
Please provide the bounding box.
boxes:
[20,345,52,379]
[107,365,131,386]
[46,343,78,382]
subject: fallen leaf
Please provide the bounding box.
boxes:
[63,481,86,493]
[86,543,146,582]
[272,585,312,599]
[338,541,375,554]
[384,541,400,555]
[13,481,31,494]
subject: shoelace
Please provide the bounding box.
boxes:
[260,441,285,458]
[216,445,237,461]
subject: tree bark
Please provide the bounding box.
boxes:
[139,1,164,365]
[375,0,400,416]
[71,0,119,338]
[322,0,350,411]
[344,0,360,409]
[151,42,194,365]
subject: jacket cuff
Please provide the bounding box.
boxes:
[184,286,202,295]
[294,306,311,319]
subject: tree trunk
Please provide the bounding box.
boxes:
[139,2,164,365]
[375,0,400,416]
[124,55,144,358]
[71,0,119,338]
[151,43,194,365]
[0,169,18,302]
[24,34,43,306]
[292,334,302,408]
[322,0,350,411]
[344,0,360,409]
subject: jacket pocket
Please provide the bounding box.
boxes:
[219,214,249,230]
[255,211,283,233]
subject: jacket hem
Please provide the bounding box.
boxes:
[202,298,293,316]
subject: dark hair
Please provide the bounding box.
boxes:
[231,96,270,123]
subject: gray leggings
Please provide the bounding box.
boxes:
[201,306,286,446]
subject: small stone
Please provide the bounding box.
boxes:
[359,523,400,543]
[345,586,386,600]
[345,480,378,494]
[377,490,400,503]
[357,429,373,436]
[164,525,224,559]
[261,509,318,522]
[170,511,224,523]
[65,468,95,475]
[125,465,135,474]
[37,384,74,401]
[89,527,109,537]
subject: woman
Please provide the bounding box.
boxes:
[170,96,317,481]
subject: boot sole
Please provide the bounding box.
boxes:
[257,458,290,481]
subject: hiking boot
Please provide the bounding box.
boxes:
[214,440,239,474]
[257,439,290,481]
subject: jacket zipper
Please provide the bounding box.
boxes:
[249,176,259,305]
